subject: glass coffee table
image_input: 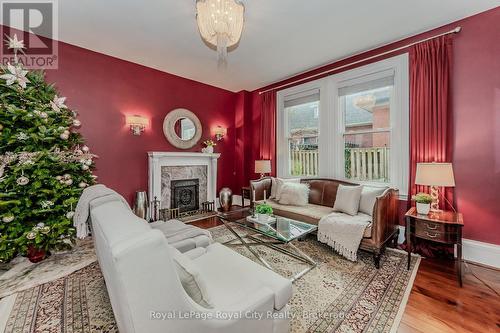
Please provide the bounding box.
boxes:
[217,208,317,282]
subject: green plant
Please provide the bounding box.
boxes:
[411,192,433,204]
[255,203,273,215]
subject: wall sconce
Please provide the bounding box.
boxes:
[214,126,227,141]
[126,115,148,136]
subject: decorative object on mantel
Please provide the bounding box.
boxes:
[219,187,233,212]
[255,159,271,178]
[196,0,244,68]
[202,139,216,153]
[125,115,148,135]
[132,191,149,220]
[163,108,202,149]
[149,196,161,222]
[214,125,227,141]
[412,192,432,215]
[415,162,455,211]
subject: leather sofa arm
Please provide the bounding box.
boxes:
[371,188,399,248]
[249,177,272,206]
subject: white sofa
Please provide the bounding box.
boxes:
[90,195,292,333]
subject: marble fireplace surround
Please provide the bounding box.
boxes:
[148,152,220,209]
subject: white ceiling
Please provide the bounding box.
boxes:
[14,1,500,91]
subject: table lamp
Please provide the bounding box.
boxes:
[415,162,455,211]
[255,160,271,179]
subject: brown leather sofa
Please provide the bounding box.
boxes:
[250,177,399,268]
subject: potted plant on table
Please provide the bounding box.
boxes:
[254,203,273,223]
[412,192,433,215]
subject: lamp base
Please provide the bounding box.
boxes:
[430,185,441,211]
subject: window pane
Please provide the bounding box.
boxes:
[344,133,390,182]
[343,85,392,132]
[286,98,319,176]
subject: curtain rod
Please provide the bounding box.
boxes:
[258,26,461,95]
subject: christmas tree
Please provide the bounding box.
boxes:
[0,35,96,262]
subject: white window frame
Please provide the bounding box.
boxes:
[276,54,409,198]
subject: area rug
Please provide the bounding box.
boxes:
[1,225,420,333]
[0,238,96,299]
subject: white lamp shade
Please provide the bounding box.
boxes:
[415,163,455,187]
[255,160,271,174]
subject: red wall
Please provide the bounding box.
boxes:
[42,41,238,203]
[242,8,500,245]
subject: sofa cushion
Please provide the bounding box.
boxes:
[333,184,363,216]
[194,243,292,310]
[256,199,333,220]
[274,178,300,200]
[173,252,214,308]
[90,201,151,248]
[359,186,388,215]
[278,183,309,206]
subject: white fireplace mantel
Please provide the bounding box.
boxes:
[148,152,221,207]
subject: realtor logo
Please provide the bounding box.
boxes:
[0,0,58,69]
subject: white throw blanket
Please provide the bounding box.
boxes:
[73,184,130,239]
[317,212,371,261]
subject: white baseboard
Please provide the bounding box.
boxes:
[461,239,500,269]
[398,226,500,268]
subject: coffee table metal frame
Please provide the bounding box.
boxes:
[218,210,317,282]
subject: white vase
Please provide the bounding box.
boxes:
[416,202,430,215]
[205,146,214,154]
[257,213,269,223]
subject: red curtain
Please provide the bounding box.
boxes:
[409,35,454,210]
[259,91,276,175]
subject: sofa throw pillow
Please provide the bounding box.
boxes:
[173,253,214,308]
[278,183,310,206]
[333,184,363,216]
[359,186,388,216]
[274,178,301,201]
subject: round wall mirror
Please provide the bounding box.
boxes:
[163,109,202,149]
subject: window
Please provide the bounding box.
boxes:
[281,89,321,177]
[339,73,393,183]
[277,55,409,198]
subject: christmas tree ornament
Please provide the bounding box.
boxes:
[66,211,75,219]
[0,63,30,88]
[82,145,89,152]
[50,95,67,112]
[82,164,89,170]
[39,112,48,119]
[16,132,28,141]
[60,132,69,140]
[56,175,62,180]
[2,215,14,223]
[65,179,73,186]
[17,175,29,186]
[41,226,51,234]
[78,181,88,188]
[26,231,36,240]
[40,200,54,209]
[73,119,81,127]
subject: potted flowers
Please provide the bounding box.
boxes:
[412,192,433,215]
[255,203,273,223]
[202,139,216,154]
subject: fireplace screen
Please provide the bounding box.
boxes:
[170,179,200,213]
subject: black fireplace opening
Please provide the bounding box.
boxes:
[171,179,199,213]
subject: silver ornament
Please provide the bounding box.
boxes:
[85,159,92,166]
[66,211,75,219]
[17,176,29,186]
[2,215,14,223]
[82,164,89,170]
[73,119,81,127]
[78,182,87,188]
[81,145,89,152]
[65,179,73,186]
[60,133,69,140]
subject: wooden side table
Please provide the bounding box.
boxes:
[241,186,251,207]
[405,207,464,286]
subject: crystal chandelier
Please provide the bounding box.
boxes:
[196,0,244,67]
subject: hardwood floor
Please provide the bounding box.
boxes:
[191,211,500,332]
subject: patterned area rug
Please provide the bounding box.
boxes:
[2,225,420,333]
